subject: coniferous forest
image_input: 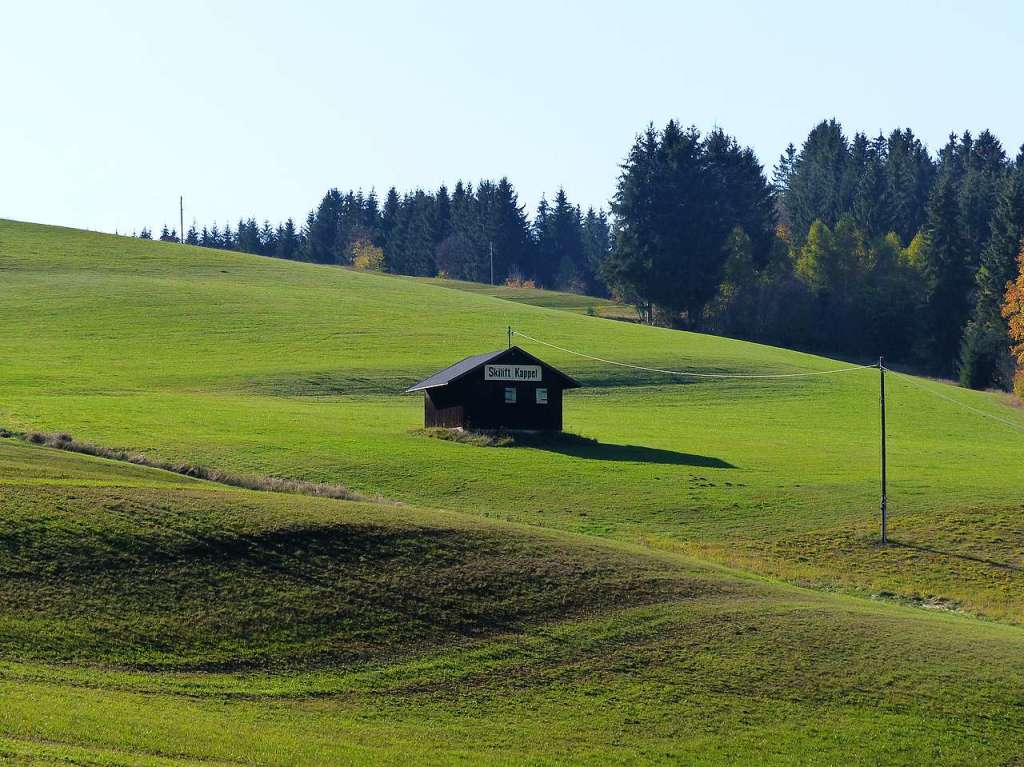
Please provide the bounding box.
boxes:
[146,119,1024,392]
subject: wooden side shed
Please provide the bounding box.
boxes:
[406,346,581,431]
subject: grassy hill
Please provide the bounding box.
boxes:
[2,438,1024,765]
[409,274,637,319]
[2,219,1022,620]
[0,441,702,669]
[2,218,1024,764]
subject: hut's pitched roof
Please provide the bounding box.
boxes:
[406,350,506,392]
[405,346,581,393]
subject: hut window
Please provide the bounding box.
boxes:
[536,388,548,404]
[504,387,517,404]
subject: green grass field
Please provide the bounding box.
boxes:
[409,274,638,319]
[3,440,1024,766]
[1,219,1024,764]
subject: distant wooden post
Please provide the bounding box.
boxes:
[879,356,888,544]
[179,196,184,245]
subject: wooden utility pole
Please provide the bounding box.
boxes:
[489,241,494,285]
[508,325,512,349]
[179,196,184,244]
[879,356,888,544]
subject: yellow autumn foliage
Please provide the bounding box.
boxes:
[351,239,385,271]
[1001,243,1024,398]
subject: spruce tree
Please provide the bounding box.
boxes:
[302,188,343,263]
[487,178,533,283]
[960,157,1024,388]
[886,128,935,244]
[275,218,299,260]
[335,191,361,263]
[581,208,612,296]
[236,218,260,253]
[772,144,797,195]
[606,121,767,327]
[363,190,380,237]
[783,120,851,242]
[449,181,485,278]
[397,190,436,276]
[540,189,586,291]
[533,196,552,283]
[604,124,662,322]
[435,184,452,244]
[923,170,971,373]
[772,143,798,230]
[380,186,401,258]
[958,130,1007,270]
[852,135,893,238]
[703,127,776,265]
[654,119,714,325]
[449,181,474,236]
[221,222,235,250]
[844,132,871,212]
[258,220,276,255]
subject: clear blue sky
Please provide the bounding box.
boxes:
[3,0,1022,235]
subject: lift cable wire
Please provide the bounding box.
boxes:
[512,328,1024,431]
[882,366,1024,435]
[511,329,878,379]
[511,328,1023,547]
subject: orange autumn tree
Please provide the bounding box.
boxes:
[1002,242,1024,398]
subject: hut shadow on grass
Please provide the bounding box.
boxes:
[520,433,735,468]
[414,428,735,468]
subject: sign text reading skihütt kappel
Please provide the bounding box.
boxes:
[484,364,542,382]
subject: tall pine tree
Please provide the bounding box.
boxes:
[783,120,851,242]
[960,154,1024,388]
[923,170,972,373]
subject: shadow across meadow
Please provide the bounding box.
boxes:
[890,540,1024,573]
[524,435,735,468]
[415,427,735,468]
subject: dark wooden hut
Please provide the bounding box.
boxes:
[406,346,581,431]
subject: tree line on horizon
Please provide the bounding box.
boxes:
[143,180,612,297]
[139,118,1024,393]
